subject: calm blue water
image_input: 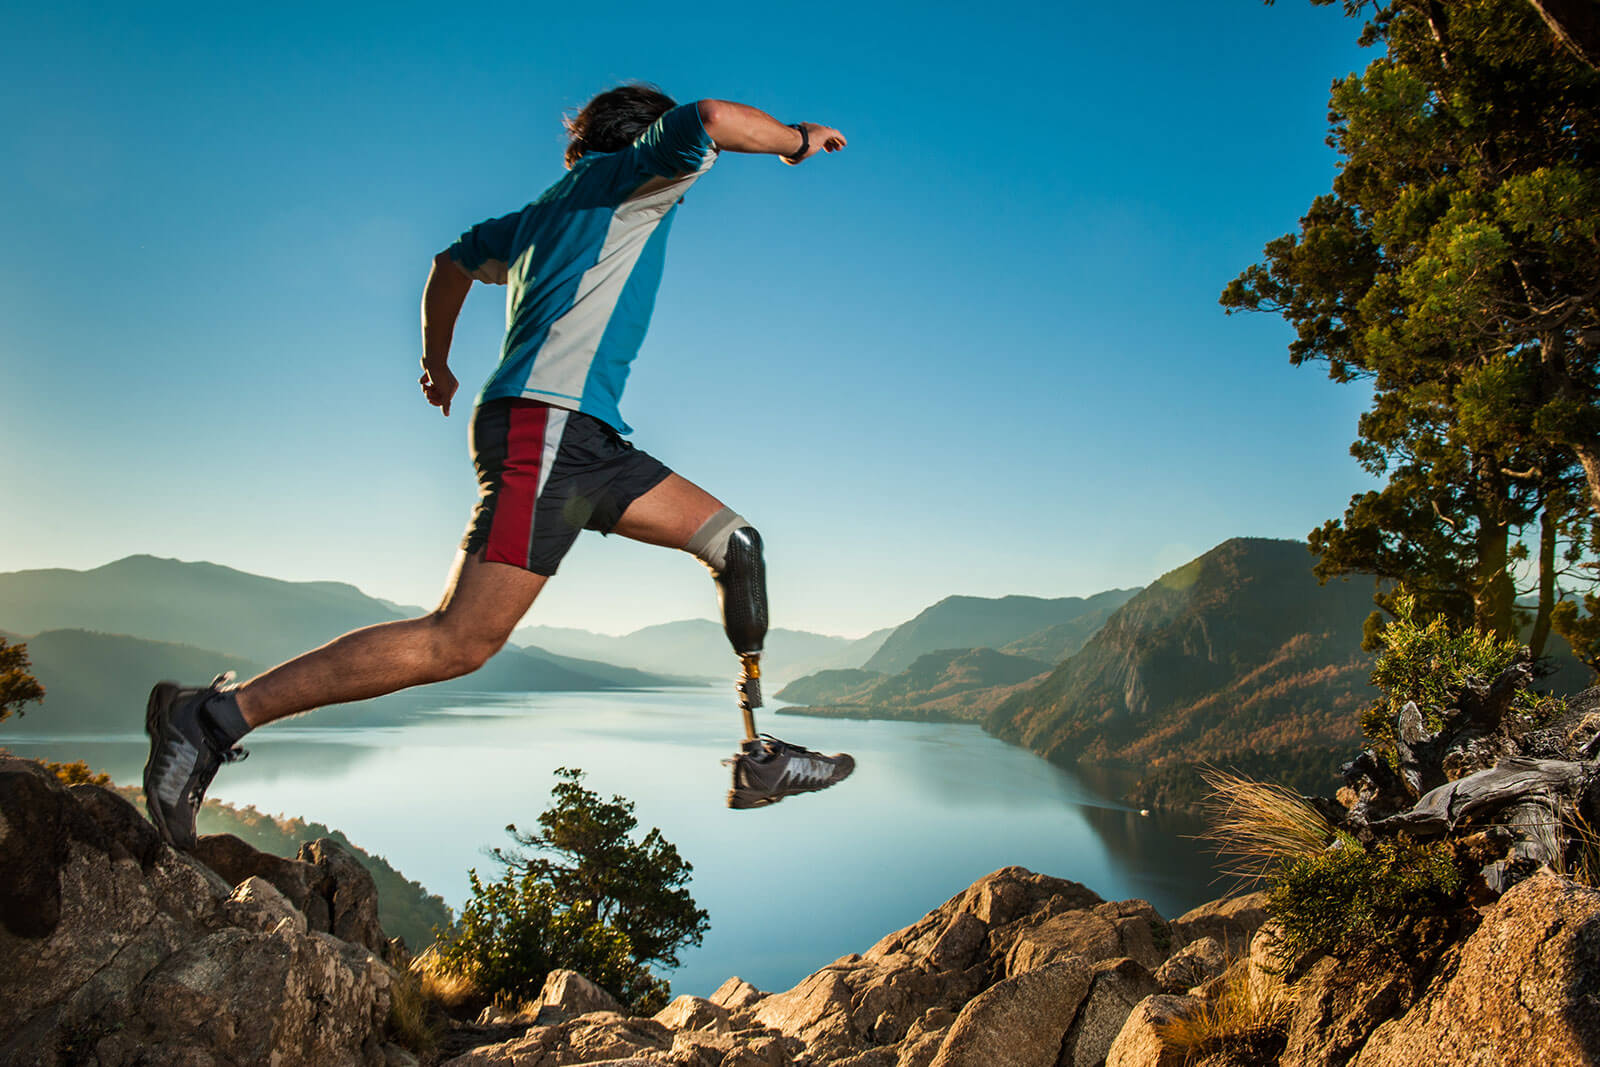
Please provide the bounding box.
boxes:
[8,687,1226,996]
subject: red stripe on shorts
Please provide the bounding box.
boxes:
[484,403,549,566]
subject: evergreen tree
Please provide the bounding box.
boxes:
[1224,0,1600,653]
[493,768,709,972]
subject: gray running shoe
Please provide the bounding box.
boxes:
[142,674,248,850]
[725,734,854,809]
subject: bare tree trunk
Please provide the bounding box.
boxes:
[1527,0,1600,70]
[1530,506,1557,658]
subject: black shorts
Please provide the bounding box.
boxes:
[463,399,672,576]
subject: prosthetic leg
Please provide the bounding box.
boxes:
[718,526,768,741]
[689,509,854,807]
[686,511,768,738]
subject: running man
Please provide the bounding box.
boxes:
[143,86,855,850]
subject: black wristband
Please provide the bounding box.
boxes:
[786,123,809,162]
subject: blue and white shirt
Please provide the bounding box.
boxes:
[447,103,718,433]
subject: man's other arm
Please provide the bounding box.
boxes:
[419,251,472,416]
[696,100,846,164]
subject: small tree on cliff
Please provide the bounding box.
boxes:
[435,768,706,1014]
[1223,0,1600,654]
[492,768,709,972]
[0,638,46,724]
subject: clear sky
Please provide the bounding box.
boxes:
[2,0,1380,637]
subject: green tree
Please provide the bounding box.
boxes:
[492,767,709,972]
[434,768,706,1014]
[0,638,46,723]
[435,869,668,1012]
[1224,0,1600,652]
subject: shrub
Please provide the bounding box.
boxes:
[46,759,112,786]
[1364,594,1562,753]
[434,868,667,1013]
[1267,834,1464,965]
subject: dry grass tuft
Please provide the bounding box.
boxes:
[1200,766,1333,885]
[410,944,483,1015]
[1560,808,1600,888]
[387,968,446,1056]
[1158,959,1295,1065]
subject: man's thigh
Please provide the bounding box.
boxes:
[435,550,549,644]
[611,473,726,550]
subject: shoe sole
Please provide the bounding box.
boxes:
[726,756,855,810]
[142,682,182,848]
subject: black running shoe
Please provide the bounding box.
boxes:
[725,734,854,809]
[142,674,248,850]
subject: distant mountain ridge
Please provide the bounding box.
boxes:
[0,557,686,732]
[513,618,891,687]
[984,538,1378,803]
[861,590,1139,675]
[776,648,1053,721]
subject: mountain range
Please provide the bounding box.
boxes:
[0,556,689,733]
[777,538,1386,804]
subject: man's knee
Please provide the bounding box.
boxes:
[427,615,508,680]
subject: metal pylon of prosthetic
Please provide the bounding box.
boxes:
[738,653,762,741]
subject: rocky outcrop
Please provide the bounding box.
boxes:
[0,755,405,1066]
[194,829,399,961]
[1351,872,1600,1065]
[445,866,1185,1067]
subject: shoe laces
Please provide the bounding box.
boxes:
[758,734,830,761]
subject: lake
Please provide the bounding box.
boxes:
[6,686,1230,997]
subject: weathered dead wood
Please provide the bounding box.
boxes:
[1375,758,1595,834]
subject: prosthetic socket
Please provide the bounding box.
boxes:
[687,509,769,713]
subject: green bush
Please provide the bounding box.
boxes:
[1268,834,1464,965]
[434,868,667,1013]
[431,768,704,1015]
[1363,593,1563,753]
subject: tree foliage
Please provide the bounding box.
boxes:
[1225,0,1600,660]
[435,768,706,1015]
[435,869,668,1013]
[0,638,46,724]
[492,767,709,972]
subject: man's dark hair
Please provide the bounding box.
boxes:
[564,84,677,168]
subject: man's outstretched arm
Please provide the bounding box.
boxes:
[696,100,846,164]
[419,251,473,416]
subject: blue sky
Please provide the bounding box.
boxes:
[2,0,1379,637]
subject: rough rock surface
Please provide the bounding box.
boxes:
[1104,994,1198,1067]
[1063,957,1162,1067]
[0,755,401,1066]
[1351,872,1600,1066]
[1153,936,1227,994]
[194,829,398,961]
[927,958,1092,1067]
[1167,891,1267,954]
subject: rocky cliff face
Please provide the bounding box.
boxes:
[0,755,409,1066]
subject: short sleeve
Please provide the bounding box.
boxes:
[629,103,717,178]
[446,211,522,284]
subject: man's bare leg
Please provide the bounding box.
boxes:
[610,472,724,549]
[233,551,547,729]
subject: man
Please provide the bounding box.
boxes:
[143,85,855,851]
